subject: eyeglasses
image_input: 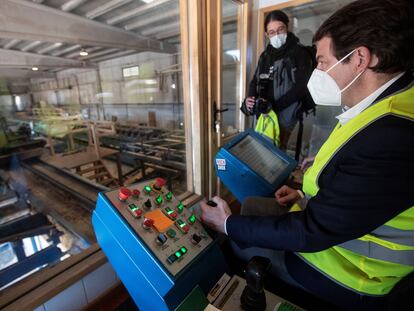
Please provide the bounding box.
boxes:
[267,26,287,37]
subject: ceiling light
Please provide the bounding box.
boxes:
[31,66,39,71]
[141,0,154,3]
[79,49,88,56]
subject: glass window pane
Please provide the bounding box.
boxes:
[0,0,186,290]
[269,0,355,156]
[221,0,242,136]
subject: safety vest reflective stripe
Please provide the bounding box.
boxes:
[255,110,280,147]
[370,223,414,247]
[299,84,414,296]
[338,240,414,266]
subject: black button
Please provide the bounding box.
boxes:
[191,233,202,245]
[144,199,152,209]
[156,233,168,245]
[167,254,177,264]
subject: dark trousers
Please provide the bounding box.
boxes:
[230,196,305,290]
[279,123,296,151]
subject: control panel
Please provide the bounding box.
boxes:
[103,178,213,276]
[93,177,227,311]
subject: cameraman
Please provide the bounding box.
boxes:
[241,10,313,150]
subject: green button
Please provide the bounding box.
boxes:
[144,185,152,193]
[155,195,163,205]
[180,247,187,254]
[176,202,184,213]
[175,251,182,258]
[166,192,173,201]
[167,229,176,238]
[128,204,138,211]
[165,207,173,214]
[188,214,196,224]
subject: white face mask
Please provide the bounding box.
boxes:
[270,33,287,49]
[307,49,364,106]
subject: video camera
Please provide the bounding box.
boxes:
[252,73,273,115]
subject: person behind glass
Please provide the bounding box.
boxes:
[241,10,313,151]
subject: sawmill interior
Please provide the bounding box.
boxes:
[1,1,412,311]
[1,0,190,308]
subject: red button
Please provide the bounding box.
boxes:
[182,225,190,232]
[170,212,177,219]
[119,188,132,201]
[132,189,140,198]
[154,178,166,190]
[134,209,142,217]
[142,218,154,229]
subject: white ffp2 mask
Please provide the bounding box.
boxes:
[270,33,287,49]
[307,49,364,106]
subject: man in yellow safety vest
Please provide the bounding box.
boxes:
[200,0,414,309]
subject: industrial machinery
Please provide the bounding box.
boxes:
[215,129,297,203]
[92,178,228,311]
[93,177,307,310]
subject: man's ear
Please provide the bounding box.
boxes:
[356,46,375,70]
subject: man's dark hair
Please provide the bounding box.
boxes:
[264,10,289,32]
[314,0,414,73]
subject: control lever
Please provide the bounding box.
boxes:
[206,200,217,207]
[193,199,218,239]
[240,256,272,311]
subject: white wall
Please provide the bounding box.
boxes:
[99,52,179,105]
[33,262,119,311]
[0,95,13,116]
[259,0,290,8]
[28,51,184,129]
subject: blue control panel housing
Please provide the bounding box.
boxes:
[92,180,227,311]
[215,129,297,203]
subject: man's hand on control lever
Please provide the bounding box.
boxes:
[200,196,232,234]
[275,185,301,207]
[245,96,256,112]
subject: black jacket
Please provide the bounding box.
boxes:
[228,72,414,309]
[241,33,313,124]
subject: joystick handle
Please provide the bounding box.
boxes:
[240,256,272,311]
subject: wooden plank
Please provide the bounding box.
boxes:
[43,146,119,169]
[87,171,110,180]
[0,244,103,310]
[77,164,105,175]
[2,250,107,311]
[100,178,115,186]
[179,0,193,193]
[148,111,157,127]
[179,0,210,195]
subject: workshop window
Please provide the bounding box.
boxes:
[122,66,140,79]
[0,0,188,304]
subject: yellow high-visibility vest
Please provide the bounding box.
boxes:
[255,110,280,147]
[299,84,414,296]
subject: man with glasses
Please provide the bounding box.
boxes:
[241,10,314,151]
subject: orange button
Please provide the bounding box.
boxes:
[144,209,174,233]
